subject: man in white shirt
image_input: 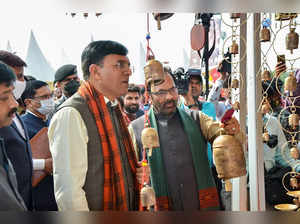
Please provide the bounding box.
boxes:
[49,40,145,211]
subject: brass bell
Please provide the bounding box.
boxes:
[141,127,160,157]
[275,13,297,21]
[232,102,240,111]
[261,103,270,114]
[284,73,297,95]
[153,13,174,30]
[289,113,300,129]
[262,132,270,142]
[286,28,299,54]
[230,40,239,55]
[290,147,300,159]
[230,13,241,22]
[290,177,298,189]
[144,60,165,88]
[140,184,156,209]
[212,135,247,180]
[231,79,239,89]
[261,69,271,81]
[260,27,271,42]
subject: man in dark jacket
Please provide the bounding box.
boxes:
[0,61,27,210]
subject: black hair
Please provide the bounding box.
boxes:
[0,51,27,67]
[127,84,141,95]
[0,61,16,86]
[21,80,48,100]
[81,40,128,80]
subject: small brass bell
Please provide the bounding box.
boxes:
[232,102,240,111]
[230,13,241,22]
[284,73,297,94]
[289,113,300,129]
[141,127,160,157]
[261,69,271,81]
[290,177,298,189]
[231,79,239,89]
[275,13,297,21]
[262,132,270,142]
[144,60,165,89]
[213,135,246,180]
[153,13,174,31]
[261,103,270,114]
[290,147,300,159]
[286,28,299,54]
[140,184,156,209]
[260,27,271,42]
[230,40,239,55]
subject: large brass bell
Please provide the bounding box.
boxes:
[141,127,160,157]
[140,184,156,209]
[261,69,271,81]
[153,13,174,30]
[230,13,241,22]
[262,132,270,142]
[232,101,240,111]
[290,177,298,189]
[275,13,297,21]
[289,113,300,129]
[290,147,300,159]
[260,27,271,42]
[144,60,165,89]
[212,135,246,180]
[286,28,299,54]
[230,40,239,55]
[231,79,239,89]
[284,73,297,95]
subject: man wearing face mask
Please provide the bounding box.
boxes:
[20,80,57,211]
[54,64,80,109]
[0,51,34,210]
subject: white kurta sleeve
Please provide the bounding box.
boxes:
[48,107,89,211]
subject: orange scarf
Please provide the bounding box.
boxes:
[78,81,140,210]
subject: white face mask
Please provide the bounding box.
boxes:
[37,98,55,115]
[13,80,26,100]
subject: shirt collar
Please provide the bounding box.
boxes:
[103,96,118,107]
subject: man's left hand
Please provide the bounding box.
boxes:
[220,117,240,135]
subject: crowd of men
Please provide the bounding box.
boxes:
[0,39,298,211]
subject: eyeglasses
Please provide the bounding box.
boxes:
[112,61,134,72]
[151,87,178,97]
[34,93,54,100]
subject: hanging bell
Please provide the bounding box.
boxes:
[262,132,270,142]
[141,127,160,157]
[284,73,297,95]
[275,13,298,21]
[230,40,239,55]
[144,60,165,89]
[261,103,270,114]
[95,13,102,17]
[232,102,240,111]
[290,177,298,189]
[83,13,88,19]
[286,28,299,54]
[290,147,300,159]
[230,13,241,22]
[140,184,156,209]
[153,13,174,30]
[231,79,239,89]
[261,69,271,81]
[71,12,76,17]
[213,135,246,180]
[260,26,271,42]
[288,113,300,129]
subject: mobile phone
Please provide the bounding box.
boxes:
[277,55,285,65]
[221,108,234,123]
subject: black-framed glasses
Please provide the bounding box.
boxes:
[151,87,178,97]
